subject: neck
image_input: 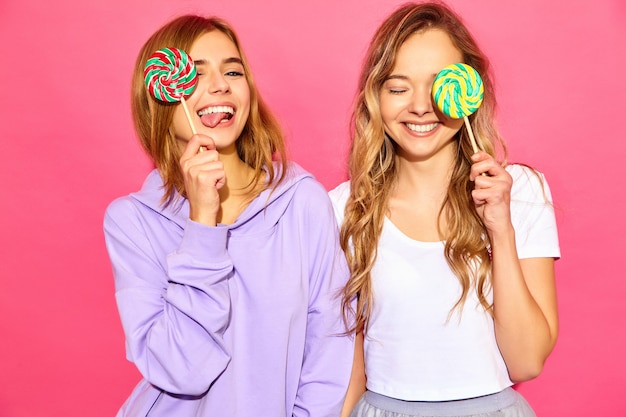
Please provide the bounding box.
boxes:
[216,145,264,225]
[220,147,261,198]
[393,150,454,203]
[387,146,456,242]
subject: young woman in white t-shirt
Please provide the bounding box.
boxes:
[330,2,560,417]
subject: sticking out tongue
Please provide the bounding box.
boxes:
[201,112,231,128]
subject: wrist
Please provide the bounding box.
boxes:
[487,222,515,246]
[189,207,218,227]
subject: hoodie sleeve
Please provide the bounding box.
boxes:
[290,179,355,417]
[103,198,232,396]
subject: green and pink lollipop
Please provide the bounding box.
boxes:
[432,63,484,153]
[144,47,199,134]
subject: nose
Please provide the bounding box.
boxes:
[408,84,433,117]
[205,70,230,95]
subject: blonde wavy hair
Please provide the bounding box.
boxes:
[341,1,508,333]
[131,15,287,205]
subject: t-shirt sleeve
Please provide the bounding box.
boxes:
[508,164,561,259]
[327,181,350,225]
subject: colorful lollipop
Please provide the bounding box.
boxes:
[432,63,484,153]
[144,47,198,134]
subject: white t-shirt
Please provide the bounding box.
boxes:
[328,164,560,401]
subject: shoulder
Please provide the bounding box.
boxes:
[506,165,560,258]
[103,195,152,240]
[105,195,140,224]
[328,181,351,205]
[106,170,165,214]
[275,161,333,209]
[506,163,545,184]
[506,164,553,203]
[284,162,327,196]
[103,170,170,231]
[273,165,342,238]
[328,181,351,223]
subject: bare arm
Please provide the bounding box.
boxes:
[341,331,366,417]
[490,233,558,381]
[471,152,559,382]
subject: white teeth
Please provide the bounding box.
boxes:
[197,106,234,116]
[406,122,438,133]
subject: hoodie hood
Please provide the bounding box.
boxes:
[130,162,313,233]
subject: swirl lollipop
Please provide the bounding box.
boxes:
[144,47,199,134]
[432,63,484,153]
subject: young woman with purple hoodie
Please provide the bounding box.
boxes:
[104,15,353,417]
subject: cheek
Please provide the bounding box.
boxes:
[238,89,251,122]
[379,95,398,124]
[433,106,464,131]
[182,77,205,108]
[445,117,464,132]
[171,106,192,141]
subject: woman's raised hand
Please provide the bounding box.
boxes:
[180,134,226,226]
[469,151,513,237]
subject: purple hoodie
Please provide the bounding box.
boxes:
[104,162,353,417]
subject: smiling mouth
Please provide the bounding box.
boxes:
[406,122,438,133]
[198,105,234,128]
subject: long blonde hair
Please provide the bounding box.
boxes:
[131,15,287,205]
[341,1,507,333]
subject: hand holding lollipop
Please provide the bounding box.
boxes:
[432,63,484,153]
[144,47,199,135]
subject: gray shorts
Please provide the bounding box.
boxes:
[349,387,536,417]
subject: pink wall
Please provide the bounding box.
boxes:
[1,0,624,415]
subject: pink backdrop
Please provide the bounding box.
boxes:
[1,0,625,415]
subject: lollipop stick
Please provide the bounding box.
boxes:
[181,96,205,153]
[180,96,197,135]
[464,116,487,176]
[464,116,480,153]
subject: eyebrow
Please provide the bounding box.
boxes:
[193,57,243,66]
[384,72,440,82]
[384,74,409,82]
